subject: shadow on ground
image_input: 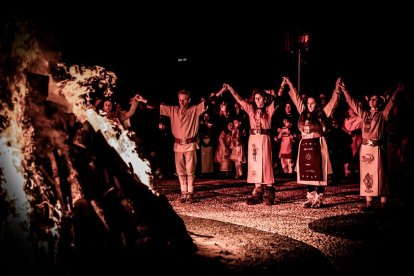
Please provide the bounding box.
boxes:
[309,205,410,272]
[309,206,408,241]
[182,216,334,274]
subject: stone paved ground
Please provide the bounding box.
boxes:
[156,177,410,273]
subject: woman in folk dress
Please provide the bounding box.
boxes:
[340,81,404,211]
[284,77,341,208]
[226,83,283,205]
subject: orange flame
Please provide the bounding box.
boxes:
[55,64,152,187]
[0,21,62,261]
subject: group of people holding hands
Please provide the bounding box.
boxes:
[127,76,408,211]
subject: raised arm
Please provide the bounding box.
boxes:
[263,78,287,108]
[120,94,140,121]
[323,77,342,117]
[383,81,405,119]
[134,93,158,109]
[226,83,245,107]
[204,84,227,110]
[135,93,148,105]
[341,81,363,117]
[215,84,227,98]
[263,89,276,98]
[397,82,414,109]
[284,77,305,114]
[277,77,287,97]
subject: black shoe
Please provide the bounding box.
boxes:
[263,186,275,205]
[246,186,263,205]
[360,204,374,212]
[179,194,186,203]
[246,194,263,205]
[311,202,323,208]
[186,193,194,203]
[377,202,392,214]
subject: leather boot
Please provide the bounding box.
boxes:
[246,186,263,205]
[186,192,194,203]
[263,186,276,205]
[360,201,374,212]
[178,192,187,203]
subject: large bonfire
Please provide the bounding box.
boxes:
[0,20,195,275]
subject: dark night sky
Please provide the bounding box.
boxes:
[3,4,413,104]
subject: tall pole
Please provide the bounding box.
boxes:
[297,49,301,94]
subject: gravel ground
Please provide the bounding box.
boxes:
[156,177,409,273]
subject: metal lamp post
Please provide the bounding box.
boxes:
[297,33,309,94]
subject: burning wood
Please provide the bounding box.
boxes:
[1,20,196,274]
[71,121,196,251]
